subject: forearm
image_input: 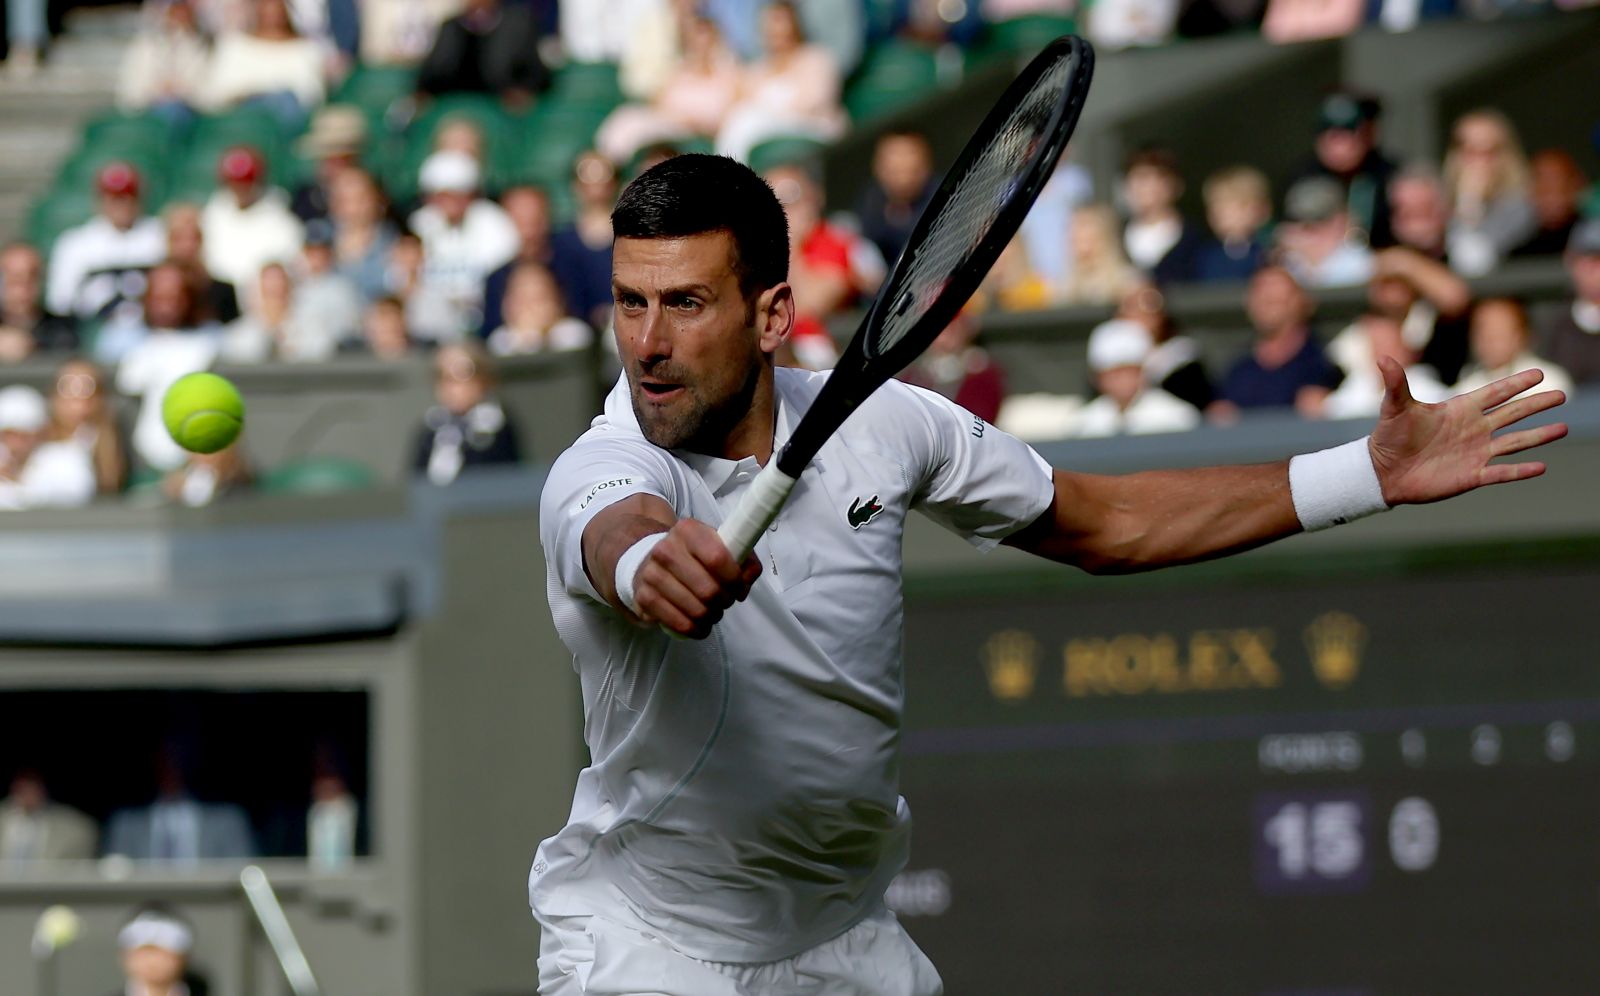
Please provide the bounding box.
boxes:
[1011,464,1301,574]
[580,495,676,609]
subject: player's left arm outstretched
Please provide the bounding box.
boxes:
[1004,361,1567,573]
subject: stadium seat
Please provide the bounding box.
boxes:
[56,144,171,205]
[844,41,942,122]
[81,111,183,159]
[547,63,625,113]
[388,94,519,201]
[332,64,419,127]
[258,458,376,495]
[970,14,1078,67]
[505,104,608,189]
[748,136,827,175]
[170,107,293,202]
[27,190,96,253]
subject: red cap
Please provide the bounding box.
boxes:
[218,146,264,184]
[96,161,142,197]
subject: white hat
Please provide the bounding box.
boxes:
[117,910,194,954]
[419,150,481,195]
[0,385,47,432]
[1087,320,1154,373]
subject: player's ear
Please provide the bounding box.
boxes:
[753,283,795,354]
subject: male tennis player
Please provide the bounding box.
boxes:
[534,156,1565,995]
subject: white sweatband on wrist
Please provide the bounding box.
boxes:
[1288,436,1389,532]
[614,532,668,616]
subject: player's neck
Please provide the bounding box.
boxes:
[714,368,778,466]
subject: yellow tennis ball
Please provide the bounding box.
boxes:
[161,372,244,454]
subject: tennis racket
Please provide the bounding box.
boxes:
[717,34,1096,561]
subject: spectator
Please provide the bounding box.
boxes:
[163,440,253,506]
[0,768,97,863]
[1388,164,1450,262]
[105,748,256,861]
[1120,147,1204,284]
[1513,149,1588,258]
[1060,204,1140,306]
[1326,247,1472,385]
[430,115,488,166]
[290,104,370,223]
[899,309,1006,422]
[767,161,885,369]
[550,151,621,330]
[1262,0,1362,43]
[307,759,358,869]
[416,0,550,107]
[164,203,242,325]
[1277,175,1373,289]
[976,238,1054,312]
[360,0,461,67]
[1538,219,1600,385]
[486,262,593,356]
[0,242,78,360]
[1443,108,1537,277]
[480,184,556,336]
[715,1,846,164]
[111,906,211,996]
[1292,91,1396,247]
[1072,320,1200,437]
[597,13,742,168]
[1216,265,1342,416]
[1315,307,1452,420]
[385,230,466,343]
[102,262,221,472]
[414,341,522,484]
[327,167,397,301]
[221,263,303,361]
[1088,0,1180,49]
[45,162,166,320]
[294,220,364,342]
[357,296,414,358]
[0,385,97,509]
[201,146,306,297]
[562,0,679,91]
[1019,154,1094,292]
[204,0,326,129]
[45,358,129,495]
[1455,297,1574,400]
[855,129,937,266]
[1194,166,1271,283]
[117,0,211,128]
[409,150,520,335]
[1117,280,1214,410]
[4,0,48,76]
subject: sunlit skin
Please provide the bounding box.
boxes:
[123,946,185,992]
[611,232,794,463]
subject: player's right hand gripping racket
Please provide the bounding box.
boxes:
[717,35,1096,561]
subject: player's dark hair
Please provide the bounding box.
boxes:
[612,154,789,298]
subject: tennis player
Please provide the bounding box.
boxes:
[534,155,1565,995]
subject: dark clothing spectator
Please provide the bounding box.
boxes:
[1192,237,1269,284]
[413,400,522,484]
[1148,341,1216,410]
[417,1,550,100]
[1294,150,1397,248]
[1538,306,1600,385]
[857,177,934,266]
[105,799,256,861]
[1221,332,1342,409]
[550,227,614,329]
[1146,223,1210,285]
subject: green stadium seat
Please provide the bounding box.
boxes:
[82,111,183,158]
[28,190,96,253]
[387,94,519,200]
[747,136,827,175]
[504,104,608,189]
[970,14,1078,67]
[547,62,625,113]
[170,107,294,203]
[56,144,171,204]
[259,458,376,495]
[332,64,419,125]
[844,41,942,122]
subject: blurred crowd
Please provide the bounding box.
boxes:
[0,0,1595,508]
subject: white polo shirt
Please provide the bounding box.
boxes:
[534,366,1054,963]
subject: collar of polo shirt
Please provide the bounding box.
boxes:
[609,374,799,497]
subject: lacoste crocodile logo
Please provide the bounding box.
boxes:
[847,495,885,529]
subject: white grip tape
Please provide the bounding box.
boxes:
[614,532,668,616]
[717,462,798,561]
[1288,435,1389,532]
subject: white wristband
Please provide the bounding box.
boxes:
[614,532,668,615]
[1288,436,1389,532]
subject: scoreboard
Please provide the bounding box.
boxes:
[892,545,1600,994]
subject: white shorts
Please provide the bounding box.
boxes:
[536,905,945,996]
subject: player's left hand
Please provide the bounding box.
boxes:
[1369,357,1567,506]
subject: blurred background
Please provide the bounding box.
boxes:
[0,0,1596,992]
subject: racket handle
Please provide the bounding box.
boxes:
[718,461,797,562]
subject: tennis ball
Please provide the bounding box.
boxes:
[161,372,245,453]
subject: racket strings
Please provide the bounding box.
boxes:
[871,53,1075,356]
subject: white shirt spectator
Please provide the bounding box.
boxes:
[1072,388,1200,437]
[408,201,519,320]
[45,216,166,317]
[201,188,305,295]
[1322,363,1452,420]
[117,331,221,472]
[1453,352,1574,401]
[534,367,1054,963]
[118,18,211,112]
[1284,240,1374,289]
[203,31,325,111]
[487,317,594,357]
[0,440,97,509]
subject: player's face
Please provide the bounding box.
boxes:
[613,232,788,456]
